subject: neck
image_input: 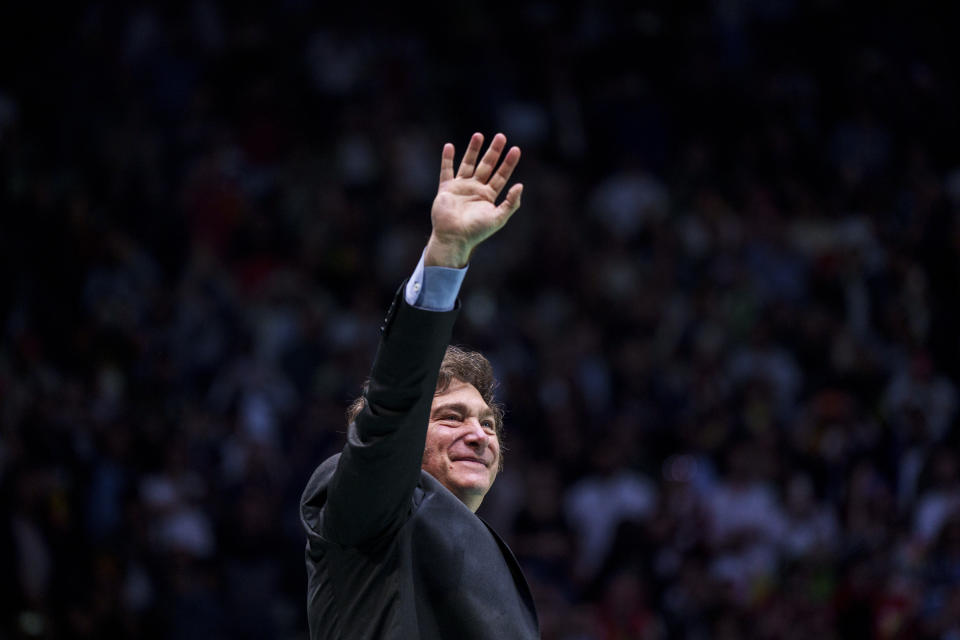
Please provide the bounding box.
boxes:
[462,494,483,513]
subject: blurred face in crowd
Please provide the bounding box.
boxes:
[422,378,500,512]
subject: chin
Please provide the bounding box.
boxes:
[450,476,491,497]
[454,479,489,495]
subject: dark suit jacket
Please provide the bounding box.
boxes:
[300,287,539,639]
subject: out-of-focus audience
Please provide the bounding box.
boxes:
[3,2,960,638]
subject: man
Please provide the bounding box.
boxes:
[300,133,539,639]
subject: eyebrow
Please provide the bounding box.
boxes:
[431,402,495,421]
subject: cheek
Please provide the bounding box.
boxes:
[421,436,452,477]
[423,428,442,459]
[421,445,440,475]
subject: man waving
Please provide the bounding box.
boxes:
[300,133,539,639]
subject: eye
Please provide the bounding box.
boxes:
[442,414,462,422]
[481,419,495,431]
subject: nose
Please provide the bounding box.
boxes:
[463,418,491,450]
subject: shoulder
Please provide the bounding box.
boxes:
[300,458,450,542]
[300,454,342,539]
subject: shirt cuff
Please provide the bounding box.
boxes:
[404,250,468,311]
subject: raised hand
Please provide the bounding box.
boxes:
[425,133,523,268]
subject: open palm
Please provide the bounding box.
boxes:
[427,133,523,267]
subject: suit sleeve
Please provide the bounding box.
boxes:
[320,284,458,547]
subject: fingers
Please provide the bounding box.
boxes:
[487,146,521,196]
[456,133,484,178]
[451,132,521,193]
[496,183,523,221]
[473,133,507,184]
[439,143,455,183]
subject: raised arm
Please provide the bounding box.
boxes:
[316,133,522,547]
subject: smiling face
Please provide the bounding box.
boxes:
[422,378,501,512]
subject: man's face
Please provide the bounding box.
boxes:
[422,379,500,511]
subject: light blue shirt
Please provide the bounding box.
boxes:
[404,251,468,311]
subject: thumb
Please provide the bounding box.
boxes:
[495,183,523,222]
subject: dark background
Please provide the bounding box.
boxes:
[2,1,960,638]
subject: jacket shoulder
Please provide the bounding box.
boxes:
[301,456,440,544]
[300,454,341,540]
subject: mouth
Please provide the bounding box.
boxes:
[452,457,489,468]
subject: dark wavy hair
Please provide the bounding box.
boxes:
[346,346,504,442]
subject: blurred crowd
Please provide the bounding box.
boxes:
[3,1,960,638]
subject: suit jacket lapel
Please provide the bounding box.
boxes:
[479,516,540,631]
